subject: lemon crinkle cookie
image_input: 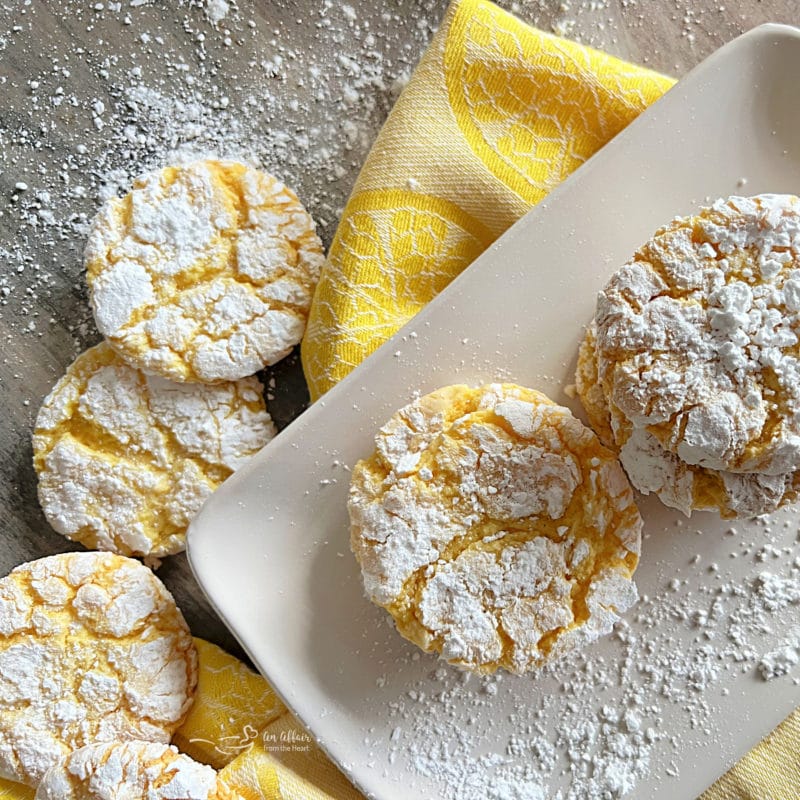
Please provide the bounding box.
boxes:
[33,342,275,558]
[348,384,642,674]
[36,741,243,800]
[0,552,197,786]
[85,159,324,383]
[577,325,800,518]
[596,194,800,475]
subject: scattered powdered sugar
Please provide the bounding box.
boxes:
[383,633,660,800]
[204,0,231,26]
[754,570,800,610]
[373,543,800,799]
[758,631,800,681]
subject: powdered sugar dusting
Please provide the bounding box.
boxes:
[363,524,800,799]
[85,160,324,384]
[418,539,576,669]
[0,552,196,787]
[578,321,800,518]
[36,740,241,800]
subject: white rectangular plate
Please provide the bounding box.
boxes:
[189,25,800,800]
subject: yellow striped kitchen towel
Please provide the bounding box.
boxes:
[300,0,672,399]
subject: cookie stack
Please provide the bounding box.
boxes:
[33,160,324,558]
[577,194,800,519]
[0,552,242,799]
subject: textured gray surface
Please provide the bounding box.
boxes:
[0,0,798,659]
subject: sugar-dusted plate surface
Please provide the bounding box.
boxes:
[189,25,800,800]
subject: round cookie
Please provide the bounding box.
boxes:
[595,194,800,475]
[85,159,324,383]
[36,741,243,800]
[0,552,197,786]
[33,342,275,558]
[348,384,642,674]
[577,324,800,518]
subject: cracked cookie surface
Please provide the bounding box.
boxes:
[0,553,197,786]
[85,159,324,383]
[596,194,800,475]
[33,342,275,557]
[348,384,642,674]
[36,741,243,800]
[577,324,800,518]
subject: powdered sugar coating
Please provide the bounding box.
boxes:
[758,636,800,681]
[349,384,642,674]
[36,741,243,800]
[0,553,197,786]
[577,324,800,518]
[85,159,324,383]
[33,342,275,557]
[596,194,800,475]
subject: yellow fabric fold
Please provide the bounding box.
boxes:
[174,641,360,800]
[0,781,33,799]
[173,638,288,770]
[301,0,673,399]
[702,709,800,800]
[218,717,361,800]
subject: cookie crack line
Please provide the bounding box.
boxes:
[37,383,213,480]
[45,413,227,488]
[402,527,620,662]
[122,273,311,330]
